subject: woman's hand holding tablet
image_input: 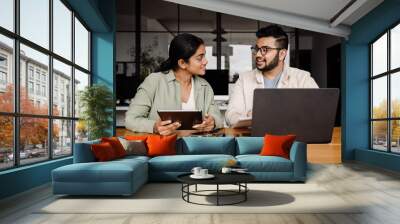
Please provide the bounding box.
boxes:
[153,119,181,136]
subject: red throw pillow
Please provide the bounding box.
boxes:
[260,134,296,159]
[91,142,118,161]
[101,137,127,158]
[146,135,177,157]
[125,135,148,141]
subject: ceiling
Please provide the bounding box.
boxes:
[163,0,384,37]
[226,0,353,23]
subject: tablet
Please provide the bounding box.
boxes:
[157,110,203,130]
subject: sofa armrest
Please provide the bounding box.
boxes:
[289,141,307,181]
[73,140,100,163]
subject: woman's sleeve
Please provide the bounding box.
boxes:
[125,75,157,133]
[204,85,224,129]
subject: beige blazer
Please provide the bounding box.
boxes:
[125,70,224,133]
[225,65,319,126]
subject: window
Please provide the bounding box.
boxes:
[28,81,34,94]
[0,116,13,170]
[53,59,72,116]
[74,17,89,70]
[53,119,72,158]
[370,23,400,153]
[35,70,41,81]
[0,55,7,67]
[0,71,6,85]
[41,73,46,83]
[53,0,72,60]
[20,0,49,49]
[0,35,13,113]
[0,54,8,88]
[0,0,14,32]
[28,67,34,80]
[0,0,91,170]
[74,69,89,118]
[35,84,40,97]
[42,85,46,97]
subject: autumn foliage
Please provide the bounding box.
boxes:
[0,84,59,150]
[372,99,400,141]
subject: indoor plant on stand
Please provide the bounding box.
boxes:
[78,84,113,140]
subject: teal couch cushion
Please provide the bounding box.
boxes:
[53,159,147,183]
[73,140,100,163]
[179,137,236,155]
[235,137,263,155]
[236,155,293,172]
[148,154,235,172]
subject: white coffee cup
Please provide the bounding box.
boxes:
[200,169,208,176]
[221,167,232,174]
[191,167,202,176]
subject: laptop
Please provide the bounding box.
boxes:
[251,88,339,143]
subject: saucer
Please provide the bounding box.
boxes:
[190,174,215,179]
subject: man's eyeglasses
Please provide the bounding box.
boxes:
[251,46,283,56]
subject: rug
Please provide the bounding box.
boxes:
[37,183,361,214]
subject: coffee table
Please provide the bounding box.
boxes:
[177,172,255,206]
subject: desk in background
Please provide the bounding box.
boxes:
[116,127,342,164]
[116,128,251,137]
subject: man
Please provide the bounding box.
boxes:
[225,25,318,127]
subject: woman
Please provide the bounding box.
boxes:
[125,33,223,135]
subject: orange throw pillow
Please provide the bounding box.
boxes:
[91,142,117,161]
[260,134,296,159]
[125,135,148,141]
[101,137,127,158]
[146,135,177,157]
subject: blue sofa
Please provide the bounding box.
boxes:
[52,137,307,196]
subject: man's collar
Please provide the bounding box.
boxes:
[255,64,289,84]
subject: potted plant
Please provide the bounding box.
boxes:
[78,84,113,140]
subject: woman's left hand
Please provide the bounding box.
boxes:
[192,114,215,132]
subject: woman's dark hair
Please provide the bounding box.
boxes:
[256,25,288,49]
[158,33,204,73]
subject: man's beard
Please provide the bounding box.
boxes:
[256,53,279,72]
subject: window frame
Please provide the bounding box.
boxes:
[370,19,400,154]
[0,0,92,171]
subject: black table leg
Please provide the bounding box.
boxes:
[217,184,219,206]
[245,183,247,201]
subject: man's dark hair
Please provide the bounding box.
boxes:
[256,25,288,49]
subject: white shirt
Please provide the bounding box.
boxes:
[181,78,196,110]
[225,65,319,126]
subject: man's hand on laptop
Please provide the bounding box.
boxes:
[246,110,252,117]
[192,114,215,132]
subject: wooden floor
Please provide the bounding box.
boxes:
[1,162,400,224]
[308,127,341,164]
